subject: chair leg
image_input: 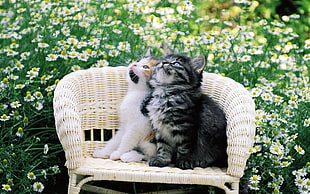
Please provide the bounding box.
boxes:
[219,182,239,194]
[68,173,83,194]
[224,182,239,194]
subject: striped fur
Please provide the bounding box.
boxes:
[146,54,228,169]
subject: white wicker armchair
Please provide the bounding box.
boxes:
[53,67,256,194]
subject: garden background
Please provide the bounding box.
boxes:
[0,0,309,193]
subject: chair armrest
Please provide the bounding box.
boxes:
[225,89,256,178]
[53,74,84,169]
[202,73,256,178]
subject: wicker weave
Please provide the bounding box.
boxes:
[53,67,256,194]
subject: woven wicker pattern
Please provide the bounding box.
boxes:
[53,67,256,194]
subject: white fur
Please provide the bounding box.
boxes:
[120,150,144,162]
[93,58,156,162]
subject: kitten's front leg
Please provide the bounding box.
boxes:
[149,139,173,167]
[110,125,144,160]
[175,141,195,169]
[93,130,124,158]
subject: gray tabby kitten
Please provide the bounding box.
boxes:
[142,53,227,169]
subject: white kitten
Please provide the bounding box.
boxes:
[93,50,157,162]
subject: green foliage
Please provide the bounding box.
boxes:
[0,0,309,193]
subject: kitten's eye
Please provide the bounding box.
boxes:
[171,62,182,68]
[143,65,150,69]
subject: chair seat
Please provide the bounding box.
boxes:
[74,157,238,186]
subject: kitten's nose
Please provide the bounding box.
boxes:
[162,63,169,70]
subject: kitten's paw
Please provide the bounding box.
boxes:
[149,156,170,167]
[175,159,195,170]
[110,151,122,160]
[93,149,110,159]
[197,160,209,168]
[120,151,144,162]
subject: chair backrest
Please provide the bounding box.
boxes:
[53,67,256,178]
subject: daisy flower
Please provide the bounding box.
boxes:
[239,55,252,62]
[290,14,300,19]
[304,118,310,127]
[100,2,114,9]
[250,88,262,97]
[0,114,10,121]
[62,8,72,16]
[2,184,11,192]
[10,101,22,108]
[61,26,70,36]
[34,91,43,100]
[40,75,53,84]
[113,29,122,34]
[250,175,261,183]
[16,127,24,137]
[117,42,130,52]
[38,43,49,48]
[89,38,100,49]
[93,59,109,67]
[77,53,89,61]
[79,21,90,28]
[33,182,44,193]
[68,51,78,58]
[280,160,291,167]
[34,102,44,111]
[67,37,78,45]
[15,61,24,70]
[46,53,58,61]
[71,65,81,72]
[77,41,87,49]
[27,172,36,180]
[248,182,259,190]
[17,8,26,13]
[45,85,56,92]
[26,70,38,80]
[9,75,19,80]
[24,92,35,102]
[0,104,8,110]
[108,49,119,57]
[209,18,220,23]
[294,145,305,155]
[14,84,25,89]
[303,54,310,61]
[6,49,19,56]
[293,168,308,177]
[59,50,68,59]
[270,142,284,156]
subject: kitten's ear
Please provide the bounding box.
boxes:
[191,55,206,74]
[145,48,153,57]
